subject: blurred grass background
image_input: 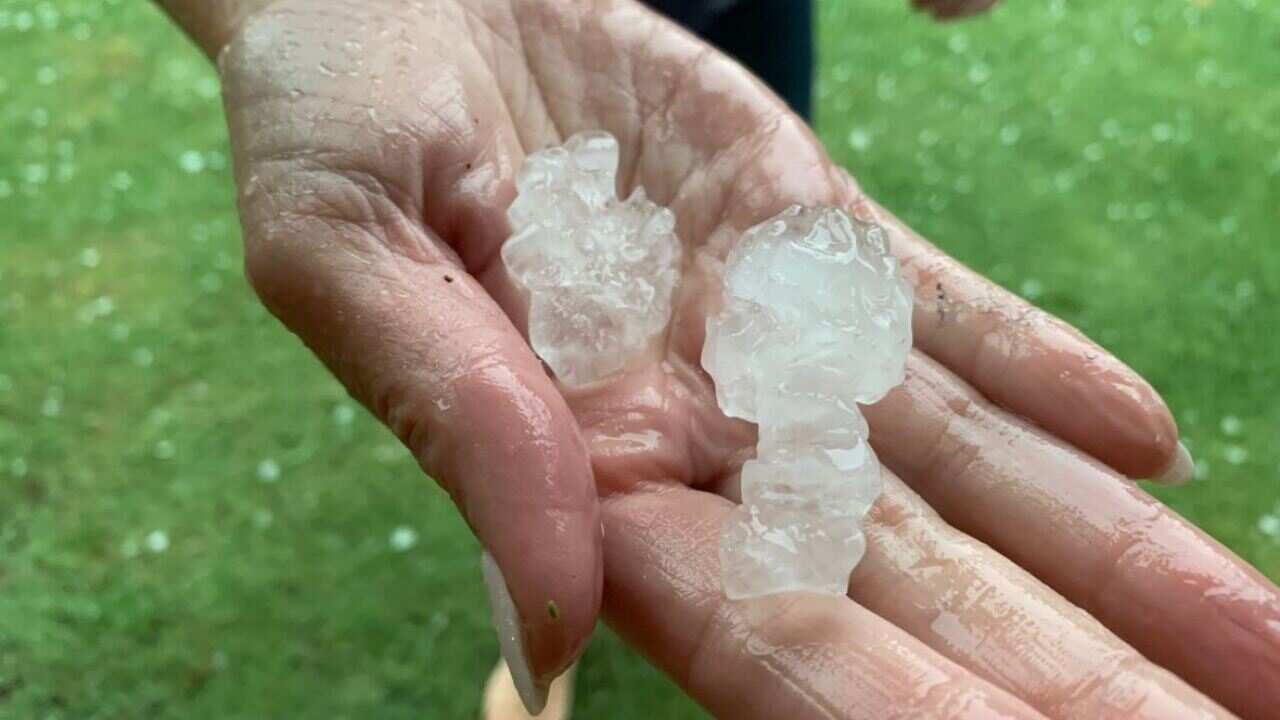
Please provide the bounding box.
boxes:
[1,0,1277,717]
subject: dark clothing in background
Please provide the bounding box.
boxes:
[643,0,815,120]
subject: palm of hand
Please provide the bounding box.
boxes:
[215,1,1279,718]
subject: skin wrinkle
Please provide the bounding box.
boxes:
[230,4,522,267]
[508,2,574,143]
[456,1,559,151]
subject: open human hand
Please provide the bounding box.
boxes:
[160,0,1280,716]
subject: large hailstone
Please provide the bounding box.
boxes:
[502,131,682,386]
[703,205,913,599]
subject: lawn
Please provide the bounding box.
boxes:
[1,0,1277,717]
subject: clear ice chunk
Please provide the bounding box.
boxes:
[502,131,682,386]
[703,205,913,599]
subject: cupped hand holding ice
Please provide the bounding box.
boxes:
[158,0,1279,717]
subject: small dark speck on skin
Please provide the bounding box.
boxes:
[547,600,560,621]
[444,275,454,283]
[936,282,946,324]
[465,162,472,170]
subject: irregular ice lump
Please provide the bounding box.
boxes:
[502,131,682,386]
[703,205,913,599]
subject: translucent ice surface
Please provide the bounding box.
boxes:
[704,205,913,599]
[502,131,682,386]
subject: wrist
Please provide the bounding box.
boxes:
[153,0,281,59]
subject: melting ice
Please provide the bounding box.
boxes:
[704,205,913,599]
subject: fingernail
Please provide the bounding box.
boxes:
[1154,441,1194,485]
[481,551,548,715]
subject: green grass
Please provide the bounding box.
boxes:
[1,0,1278,717]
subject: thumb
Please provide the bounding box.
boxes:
[237,163,601,713]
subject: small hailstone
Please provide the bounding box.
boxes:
[1223,445,1249,465]
[1258,514,1280,538]
[703,205,913,599]
[253,509,274,529]
[145,530,170,554]
[502,131,682,386]
[257,459,280,482]
[389,526,418,552]
[178,150,206,174]
[1220,415,1243,436]
[332,403,356,426]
